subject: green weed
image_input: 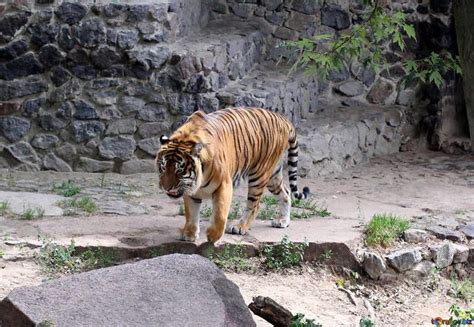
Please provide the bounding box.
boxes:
[262,235,307,270]
[450,273,474,303]
[0,249,4,258]
[365,213,410,247]
[21,207,45,220]
[79,248,118,270]
[54,180,81,197]
[291,199,331,219]
[178,204,185,216]
[319,249,333,262]
[359,318,376,327]
[449,304,474,323]
[0,200,10,215]
[228,202,242,221]
[209,244,252,272]
[291,313,321,327]
[200,205,213,220]
[60,196,97,214]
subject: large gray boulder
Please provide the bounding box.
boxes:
[0,254,255,327]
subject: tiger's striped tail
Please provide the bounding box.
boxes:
[288,130,310,200]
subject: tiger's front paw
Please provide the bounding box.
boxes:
[271,218,290,228]
[206,226,224,243]
[177,226,199,242]
[225,223,249,235]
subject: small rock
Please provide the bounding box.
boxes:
[55,2,87,25]
[0,77,48,102]
[28,23,59,47]
[72,121,105,143]
[91,46,121,69]
[106,118,137,136]
[55,143,77,162]
[321,5,350,30]
[362,252,386,280]
[452,244,469,263]
[426,226,464,242]
[0,39,28,61]
[430,242,455,268]
[229,3,257,18]
[99,136,136,160]
[50,66,71,87]
[39,114,66,132]
[403,229,429,243]
[0,117,30,142]
[138,137,161,156]
[120,159,156,174]
[72,100,99,120]
[458,224,474,239]
[407,260,435,278]
[137,103,167,122]
[292,0,321,14]
[0,11,31,41]
[262,0,283,11]
[273,26,298,40]
[367,79,394,104]
[335,81,364,97]
[5,142,40,165]
[31,134,59,150]
[77,157,114,173]
[386,248,422,272]
[138,122,170,138]
[75,19,107,48]
[43,153,72,172]
[0,53,43,81]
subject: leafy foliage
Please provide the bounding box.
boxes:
[450,273,474,303]
[54,180,81,197]
[282,0,461,88]
[449,304,474,325]
[290,313,322,327]
[21,207,45,220]
[60,196,97,214]
[262,235,307,270]
[209,244,252,272]
[365,213,410,247]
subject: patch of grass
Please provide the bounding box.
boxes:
[0,249,4,258]
[291,313,321,327]
[38,237,118,276]
[200,205,213,220]
[38,238,77,275]
[209,244,252,272]
[449,304,474,322]
[319,249,333,262]
[258,202,278,220]
[261,195,278,206]
[365,213,410,247]
[79,248,118,270]
[20,207,45,220]
[262,235,307,270]
[0,200,10,215]
[60,196,97,214]
[178,204,185,216]
[450,273,474,303]
[359,318,376,327]
[291,199,331,219]
[228,201,242,221]
[54,180,81,197]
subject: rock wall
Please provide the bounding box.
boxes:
[0,0,465,174]
[209,0,466,151]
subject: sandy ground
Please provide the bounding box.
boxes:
[1,150,473,325]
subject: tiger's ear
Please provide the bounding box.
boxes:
[191,143,203,157]
[160,135,170,145]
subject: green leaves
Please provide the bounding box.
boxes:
[283,1,462,90]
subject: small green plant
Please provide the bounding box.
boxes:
[54,180,81,197]
[291,199,331,219]
[60,197,97,214]
[262,235,307,270]
[258,202,278,220]
[365,213,410,247]
[21,207,45,220]
[262,195,278,206]
[228,201,242,221]
[209,244,251,272]
[79,248,118,270]
[0,249,4,258]
[450,273,474,303]
[359,318,376,327]
[290,313,321,327]
[178,204,185,216]
[39,238,77,275]
[200,205,213,220]
[0,200,10,215]
[449,304,474,325]
[319,249,333,262]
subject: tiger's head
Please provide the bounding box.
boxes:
[156,135,204,198]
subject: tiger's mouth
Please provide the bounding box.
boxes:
[166,190,184,198]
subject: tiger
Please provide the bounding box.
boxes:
[156,107,309,243]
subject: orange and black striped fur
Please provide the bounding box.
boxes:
[156,107,309,243]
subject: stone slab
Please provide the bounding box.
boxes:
[0,191,64,216]
[0,254,255,327]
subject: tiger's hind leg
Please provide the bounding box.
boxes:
[267,165,291,228]
[225,174,268,235]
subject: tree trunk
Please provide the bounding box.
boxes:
[453,0,474,151]
[248,296,293,327]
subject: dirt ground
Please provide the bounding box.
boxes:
[1,150,473,325]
